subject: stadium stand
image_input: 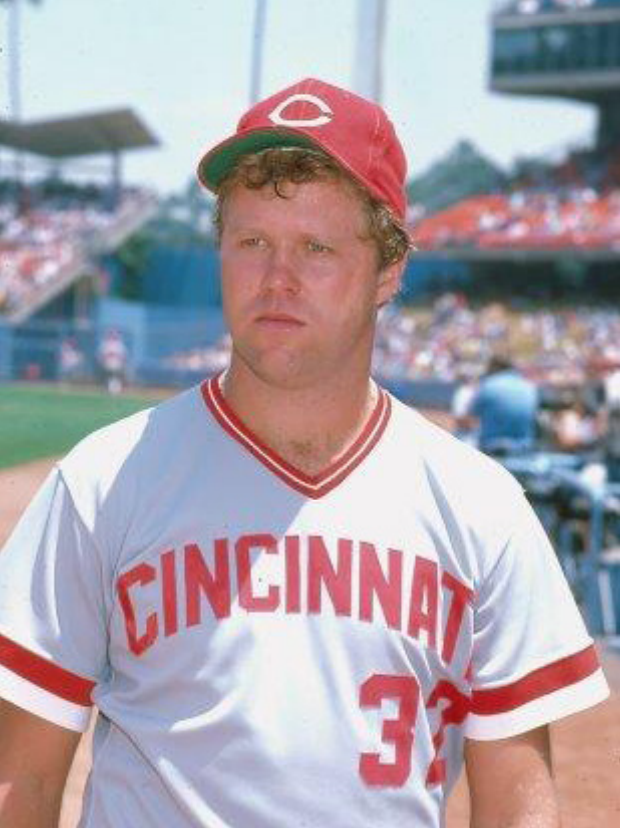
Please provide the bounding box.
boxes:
[373,299,620,387]
[0,189,157,318]
[0,109,159,323]
[413,0,620,257]
[413,186,620,253]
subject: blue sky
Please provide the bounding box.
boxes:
[0,0,596,193]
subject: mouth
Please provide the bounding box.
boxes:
[255,313,305,329]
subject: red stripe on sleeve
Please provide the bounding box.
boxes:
[471,645,600,716]
[0,633,95,707]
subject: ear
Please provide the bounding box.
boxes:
[376,257,407,308]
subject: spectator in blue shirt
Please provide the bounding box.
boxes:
[471,354,539,455]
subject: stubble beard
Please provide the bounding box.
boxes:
[230,337,326,392]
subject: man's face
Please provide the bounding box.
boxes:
[219,177,403,391]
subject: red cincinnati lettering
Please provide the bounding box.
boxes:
[161,549,178,637]
[441,571,473,664]
[117,563,158,656]
[285,535,301,613]
[308,536,352,616]
[237,534,280,611]
[359,544,403,630]
[185,540,231,624]
[408,557,438,651]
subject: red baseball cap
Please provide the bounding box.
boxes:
[197,77,408,220]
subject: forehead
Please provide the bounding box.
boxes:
[221,178,368,234]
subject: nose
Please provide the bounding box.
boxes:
[260,244,300,296]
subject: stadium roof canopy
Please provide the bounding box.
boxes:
[0,108,159,158]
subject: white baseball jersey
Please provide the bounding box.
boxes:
[0,377,609,827]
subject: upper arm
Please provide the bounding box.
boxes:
[0,699,81,823]
[465,726,560,828]
[0,699,81,781]
[466,490,608,742]
[0,468,107,731]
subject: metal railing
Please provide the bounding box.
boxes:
[498,449,620,636]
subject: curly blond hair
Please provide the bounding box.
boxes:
[213,147,411,269]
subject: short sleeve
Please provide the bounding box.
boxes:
[465,492,609,740]
[0,468,109,731]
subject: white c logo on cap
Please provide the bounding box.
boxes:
[268,94,333,128]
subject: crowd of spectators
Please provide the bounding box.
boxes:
[164,335,232,376]
[413,189,620,251]
[0,204,86,313]
[0,183,153,315]
[412,146,620,252]
[373,293,620,387]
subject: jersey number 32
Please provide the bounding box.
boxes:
[359,673,470,787]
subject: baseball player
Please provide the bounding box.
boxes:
[0,78,609,828]
[98,328,128,395]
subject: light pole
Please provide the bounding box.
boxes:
[250,0,267,105]
[5,0,25,206]
[353,0,387,103]
[6,0,22,122]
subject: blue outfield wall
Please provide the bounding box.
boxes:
[142,247,222,308]
[0,323,11,381]
[401,257,472,301]
[96,298,149,368]
[96,297,227,382]
[108,246,223,309]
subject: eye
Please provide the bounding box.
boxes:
[307,240,332,254]
[239,236,265,249]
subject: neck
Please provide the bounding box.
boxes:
[220,362,378,476]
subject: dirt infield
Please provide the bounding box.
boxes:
[0,459,619,827]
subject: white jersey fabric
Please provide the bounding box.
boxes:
[0,377,609,827]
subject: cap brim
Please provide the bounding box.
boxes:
[197,130,319,192]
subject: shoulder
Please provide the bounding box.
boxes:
[390,395,519,486]
[387,395,526,541]
[58,385,205,520]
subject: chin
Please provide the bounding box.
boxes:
[244,350,325,392]
[233,338,361,392]
[255,364,317,392]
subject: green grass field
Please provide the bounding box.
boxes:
[0,384,164,469]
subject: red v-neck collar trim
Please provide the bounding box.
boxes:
[200,374,391,499]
